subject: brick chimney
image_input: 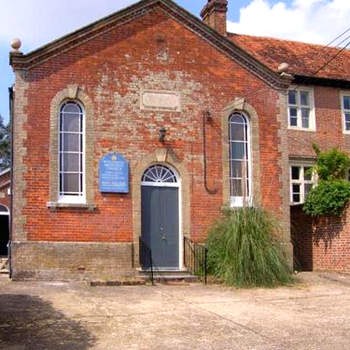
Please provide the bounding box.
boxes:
[200,0,228,36]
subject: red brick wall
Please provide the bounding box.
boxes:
[288,86,350,157]
[291,205,350,273]
[20,9,282,243]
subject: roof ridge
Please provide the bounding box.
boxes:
[227,32,350,51]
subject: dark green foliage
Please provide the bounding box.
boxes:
[303,145,350,217]
[303,180,350,217]
[206,207,292,288]
[0,115,10,171]
[311,144,350,181]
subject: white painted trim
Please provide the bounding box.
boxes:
[229,112,252,208]
[289,163,315,205]
[340,91,350,135]
[57,100,86,204]
[141,163,182,270]
[287,86,316,132]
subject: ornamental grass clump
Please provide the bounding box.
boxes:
[207,207,292,288]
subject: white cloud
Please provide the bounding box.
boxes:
[0,0,135,51]
[227,0,350,45]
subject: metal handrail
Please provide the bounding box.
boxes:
[139,237,154,285]
[184,237,208,284]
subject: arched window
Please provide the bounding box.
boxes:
[141,165,178,186]
[59,101,85,202]
[229,112,251,206]
[0,205,9,215]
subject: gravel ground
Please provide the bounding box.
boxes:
[0,272,350,349]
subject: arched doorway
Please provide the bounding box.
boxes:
[141,164,180,270]
[0,205,9,256]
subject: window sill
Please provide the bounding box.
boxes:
[288,127,316,132]
[47,202,96,211]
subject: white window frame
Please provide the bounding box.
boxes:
[340,91,350,134]
[288,87,316,131]
[58,101,86,204]
[229,112,252,208]
[290,164,315,205]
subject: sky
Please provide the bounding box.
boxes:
[1,0,350,123]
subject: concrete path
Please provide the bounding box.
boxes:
[0,272,350,349]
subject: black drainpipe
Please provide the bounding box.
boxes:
[202,111,217,195]
[8,86,14,279]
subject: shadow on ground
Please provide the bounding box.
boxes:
[0,294,96,349]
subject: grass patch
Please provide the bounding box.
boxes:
[207,207,293,288]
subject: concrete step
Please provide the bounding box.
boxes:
[138,269,199,283]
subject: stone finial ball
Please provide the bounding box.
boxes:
[278,62,290,73]
[11,38,22,51]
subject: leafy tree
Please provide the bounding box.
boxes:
[303,145,350,217]
[311,144,350,181]
[0,114,10,171]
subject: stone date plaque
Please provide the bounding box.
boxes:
[140,90,181,112]
[99,153,129,193]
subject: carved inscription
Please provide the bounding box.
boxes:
[141,90,181,112]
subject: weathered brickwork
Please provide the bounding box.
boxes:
[292,205,350,273]
[10,6,287,279]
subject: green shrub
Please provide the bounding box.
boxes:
[311,144,350,181]
[303,180,350,217]
[206,207,292,288]
[302,145,350,217]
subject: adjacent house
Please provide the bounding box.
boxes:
[8,0,350,280]
[0,168,10,256]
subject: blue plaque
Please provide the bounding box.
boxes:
[99,153,129,193]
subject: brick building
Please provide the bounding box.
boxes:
[8,0,350,280]
[0,168,10,256]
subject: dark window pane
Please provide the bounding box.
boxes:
[63,153,80,172]
[293,194,300,203]
[288,90,297,105]
[289,107,297,117]
[230,123,245,141]
[231,179,242,197]
[291,167,300,180]
[63,134,80,152]
[301,108,310,128]
[345,113,350,122]
[62,103,81,114]
[62,114,80,132]
[290,117,297,126]
[63,173,80,193]
[230,114,246,124]
[230,160,242,178]
[230,142,246,160]
[344,96,350,110]
[300,91,309,106]
[346,122,350,131]
[304,167,312,180]
[293,184,300,193]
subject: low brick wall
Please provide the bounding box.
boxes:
[291,205,350,273]
[11,241,135,281]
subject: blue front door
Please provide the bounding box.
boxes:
[141,186,179,270]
